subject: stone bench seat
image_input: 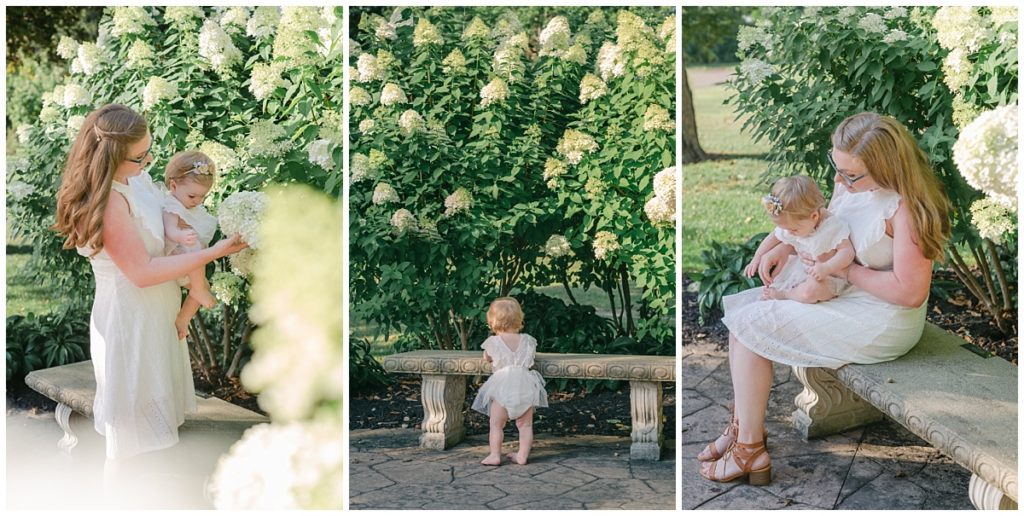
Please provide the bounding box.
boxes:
[792,323,1017,510]
[382,351,675,461]
[24,360,269,453]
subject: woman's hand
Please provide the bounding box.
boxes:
[211,234,249,258]
[757,243,794,286]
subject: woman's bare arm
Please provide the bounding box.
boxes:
[102,192,245,288]
[845,201,932,307]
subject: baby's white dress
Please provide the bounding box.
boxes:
[78,171,196,459]
[769,212,851,296]
[722,183,925,368]
[471,334,549,419]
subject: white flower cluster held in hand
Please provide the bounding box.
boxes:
[229,248,258,277]
[579,73,608,104]
[592,230,620,260]
[556,129,598,165]
[199,19,243,75]
[390,208,417,234]
[952,104,1018,210]
[142,77,177,110]
[442,49,467,75]
[219,190,269,249]
[413,17,443,47]
[544,234,572,258]
[111,7,156,37]
[643,104,674,132]
[211,271,246,305]
[645,166,677,226]
[350,86,372,106]
[57,36,78,59]
[126,40,155,69]
[247,6,280,39]
[380,83,408,106]
[480,78,509,108]
[372,183,399,205]
[307,139,333,170]
[398,109,424,135]
[740,58,776,84]
[249,62,289,101]
[443,187,472,217]
[63,83,92,108]
[246,120,292,158]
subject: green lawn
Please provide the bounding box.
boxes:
[683,65,774,272]
[6,252,56,317]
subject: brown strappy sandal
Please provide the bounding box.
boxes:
[699,440,772,486]
[697,407,768,462]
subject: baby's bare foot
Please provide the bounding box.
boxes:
[175,315,190,340]
[506,452,528,465]
[762,287,785,300]
[190,288,217,309]
[481,454,501,466]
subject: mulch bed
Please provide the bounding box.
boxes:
[350,376,676,438]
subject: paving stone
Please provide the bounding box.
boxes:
[697,483,794,510]
[492,497,587,510]
[835,469,928,509]
[349,467,394,497]
[351,483,506,509]
[564,478,661,509]
[759,449,854,507]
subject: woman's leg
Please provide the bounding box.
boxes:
[509,407,534,465]
[482,402,508,465]
[730,333,772,444]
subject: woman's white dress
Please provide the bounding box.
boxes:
[77,171,196,459]
[471,334,549,419]
[769,212,851,296]
[722,183,926,368]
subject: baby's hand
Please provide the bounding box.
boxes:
[174,229,198,247]
[744,256,761,278]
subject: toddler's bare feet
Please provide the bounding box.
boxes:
[506,452,528,465]
[175,314,190,340]
[481,454,501,466]
[762,287,786,300]
[190,288,217,309]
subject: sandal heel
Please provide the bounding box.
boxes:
[748,466,772,486]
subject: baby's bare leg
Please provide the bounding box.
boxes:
[786,278,836,304]
[482,402,508,466]
[175,296,201,340]
[509,407,534,465]
[178,243,215,308]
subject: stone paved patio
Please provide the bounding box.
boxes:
[681,341,973,510]
[349,428,675,510]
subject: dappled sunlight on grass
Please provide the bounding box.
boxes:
[6,252,56,317]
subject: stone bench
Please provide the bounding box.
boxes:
[24,360,269,453]
[791,323,1017,510]
[382,351,675,460]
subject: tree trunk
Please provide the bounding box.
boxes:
[681,53,708,164]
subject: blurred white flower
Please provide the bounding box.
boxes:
[16,124,32,144]
[390,208,418,234]
[740,58,776,83]
[443,187,472,217]
[142,77,177,110]
[579,73,607,104]
[942,48,972,91]
[211,271,246,305]
[659,15,676,52]
[356,53,381,83]
[76,43,104,76]
[307,139,333,170]
[380,83,407,106]
[563,44,587,65]
[7,180,35,201]
[200,141,241,174]
[584,177,606,199]
[273,7,326,67]
[990,7,1018,26]
[200,19,244,74]
[250,61,290,101]
[350,86,372,106]
[372,183,399,205]
[539,16,571,57]
[597,42,625,81]
[111,7,156,37]
[883,30,909,44]
[592,231,619,260]
[493,33,528,81]
[57,36,79,59]
[165,6,205,29]
[398,109,424,135]
[63,83,92,108]
[480,78,509,108]
[556,129,598,165]
[932,7,991,53]
[462,17,490,40]
[220,6,250,34]
[544,234,572,258]
[643,104,674,132]
[858,13,887,34]
[246,120,292,158]
[219,190,269,249]
[413,17,443,47]
[952,104,1018,210]
[737,25,773,54]
[350,153,372,183]
[229,248,258,277]
[247,6,281,39]
[358,119,375,134]
[126,40,156,69]
[543,157,567,189]
[442,49,467,75]
[884,7,908,20]
[654,166,676,198]
[67,115,86,138]
[644,195,675,225]
[970,197,1016,243]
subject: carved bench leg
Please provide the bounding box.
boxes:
[791,366,883,439]
[419,374,466,450]
[629,381,663,461]
[969,474,1017,510]
[55,403,79,453]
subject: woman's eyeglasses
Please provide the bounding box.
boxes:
[827,150,867,185]
[126,140,153,165]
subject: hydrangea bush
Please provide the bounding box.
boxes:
[350,7,676,353]
[728,6,1018,332]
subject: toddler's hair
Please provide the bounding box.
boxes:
[165,150,216,188]
[487,297,524,333]
[765,176,825,219]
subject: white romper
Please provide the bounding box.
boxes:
[769,212,851,297]
[471,334,549,419]
[722,183,926,368]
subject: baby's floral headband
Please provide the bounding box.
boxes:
[189,161,213,176]
[762,194,783,216]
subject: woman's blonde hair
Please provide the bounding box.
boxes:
[831,112,951,260]
[164,150,216,189]
[487,297,524,333]
[53,104,149,255]
[765,175,825,220]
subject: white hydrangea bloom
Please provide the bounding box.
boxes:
[208,420,343,510]
[142,77,177,110]
[952,104,1018,210]
[884,7,908,20]
[229,248,258,277]
[211,271,246,305]
[165,6,205,29]
[883,30,909,44]
[942,48,972,91]
[539,16,571,57]
[126,40,156,69]
[462,17,490,40]
[76,42,104,76]
[398,109,424,135]
[970,197,1016,243]
[592,231,619,260]
[643,104,674,132]
[307,139,333,170]
[644,195,675,225]
[45,84,66,107]
[67,115,86,138]
[7,180,35,201]
[990,7,1018,26]
[413,18,443,47]
[932,7,991,53]
[220,6,250,33]
[952,94,983,129]
[8,157,30,173]
[372,183,399,205]
[737,25,773,53]
[544,234,572,258]
[200,141,241,173]
[380,83,408,106]
[858,13,887,34]
[246,120,292,158]
[584,177,606,199]
[493,33,529,80]
[63,83,92,108]
[740,58,776,83]
[247,6,281,39]
[556,129,598,165]
[111,7,156,37]
[542,157,567,189]
[358,119,376,134]
[479,78,509,108]
[200,19,244,74]
[350,153,372,183]
[249,62,290,101]
[563,44,587,65]
[390,209,417,234]
[350,86,372,106]
[442,49,467,75]
[57,36,79,59]
[218,190,270,249]
[654,166,676,198]
[597,42,625,81]
[835,6,859,26]
[443,187,472,217]
[579,73,608,104]
[273,7,325,67]
[356,53,382,83]
[16,124,32,144]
